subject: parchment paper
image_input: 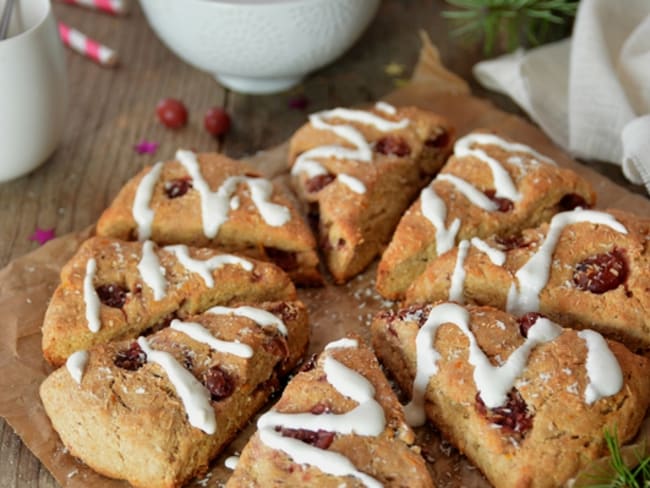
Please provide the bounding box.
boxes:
[2,34,650,488]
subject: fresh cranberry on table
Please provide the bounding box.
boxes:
[204,107,231,136]
[156,98,188,129]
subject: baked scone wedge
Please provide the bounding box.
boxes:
[376,130,596,299]
[288,102,454,283]
[96,150,321,285]
[41,299,309,488]
[227,335,433,487]
[42,236,297,366]
[371,302,650,488]
[405,208,650,352]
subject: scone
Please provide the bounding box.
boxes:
[96,150,321,285]
[371,302,650,488]
[376,130,596,299]
[41,300,309,488]
[405,208,650,352]
[227,335,433,487]
[288,102,454,283]
[42,236,296,366]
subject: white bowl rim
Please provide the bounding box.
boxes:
[183,0,353,8]
[0,0,51,48]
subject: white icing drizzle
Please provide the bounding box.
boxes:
[164,245,253,288]
[175,149,291,239]
[137,337,216,435]
[507,209,628,314]
[470,237,506,266]
[459,132,556,166]
[137,240,167,301]
[224,456,239,470]
[578,330,623,404]
[170,319,254,358]
[83,258,101,333]
[66,350,89,385]
[420,186,461,255]
[337,173,366,194]
[374,101,397,115]
[133,162,163,241]
[437,174,499,211]
[449,240,470,303]
[257,339,383,488]
[404,303,563,426]
[207,306,288,336]
[325,337,359,350]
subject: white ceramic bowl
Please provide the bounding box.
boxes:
[139,0,380,94]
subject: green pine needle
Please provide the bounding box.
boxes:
[443,0,578,54]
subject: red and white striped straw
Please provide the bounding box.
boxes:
[58,22,118,68]
[56,0,130,15]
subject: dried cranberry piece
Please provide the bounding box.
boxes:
[114,342,147,371]
[375,136,412,157]
[264,247,298,272]
[277,426,335,449]
[305,174,335,193]
[263,336,289,360]
[573,249,628,294]
[299,354,318,372]
[164,178,193,198]
[484,189,514,212]
[495,234,527,251]
[517,312,546,338]
[267,302,298,323]
[475,389,533,436]
[203,366,235,401]
[559,193,590,211]
[96,284,128,308]
[310,403,331,415]
[425,130,450,149]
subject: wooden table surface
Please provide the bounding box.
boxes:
[0,1,645,486]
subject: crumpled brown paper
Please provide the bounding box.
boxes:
[2,34,650,488]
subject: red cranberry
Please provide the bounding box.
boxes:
[573,249,628,294]
[305,173,335,193]
[559,193,590,211]
[299,354,318,373]
[96,284,128,308]
[263,336,289,359]
[114,342,146,371]
[475,389,533,436]
[264,247,298,272]
[164,178,192,198]
[425,130,449,148]
[484,189,514,212]
[204,366,235,401]
[277,426,335,449]
[204,107,231,137]
[495,234,527,251]
[156,98,188,129]
[267,302,298,323]
[375,136,411,157]
[309,403,331,415]
[517,312,546,338]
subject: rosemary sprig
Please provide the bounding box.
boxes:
[443,0,579,54]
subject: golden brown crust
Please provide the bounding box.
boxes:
[227,335,434,487]
[376,130,596,299]
[288,105,454,284]
[40,300,309,488]
[371,303,650,488]
[42,237,297,366]
[96,152,321,286]
[405,209,650,352]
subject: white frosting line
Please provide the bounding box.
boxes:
[420,186,461,255]
[137,337,216,435]
[449,240,470,303]
[458,132,556,166]
[137,240,167,301]
[507,209,628,314]
[578,330,623,404]
[437,174,499,211]
[470,237,506,266]
[404,303,562,426]
[374,101,397,115]
[224,455,239,470]
[83,258,101,333]
[175,150,290,239]
[66,350,89,385]
[133,162,163,241]
[207,306,288,336]
[325,338,359,350]
[170,319,254,358]
[337,173,366,194]
[165,245,253,288]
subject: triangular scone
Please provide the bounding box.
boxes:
[41,300,309,488]
[376,130,596,299]
[405,208,650,352]
[227,334,433,487]
[371,302,650,488]
[288,102,454,283]
[42,236,296,366]
[96,151,321,285]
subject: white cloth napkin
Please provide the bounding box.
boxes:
[473,0,650,194]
